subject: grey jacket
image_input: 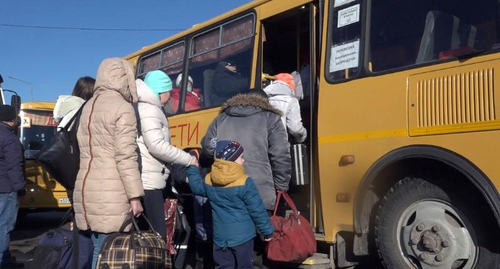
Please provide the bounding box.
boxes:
[201,94,291,210]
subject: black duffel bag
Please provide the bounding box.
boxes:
[36,102,86,190]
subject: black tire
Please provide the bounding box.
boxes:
[375,176,500,269]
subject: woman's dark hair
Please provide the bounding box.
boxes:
[71,76,95,101]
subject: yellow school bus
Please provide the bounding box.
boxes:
[125,0,500,267]
[18,102,71,212]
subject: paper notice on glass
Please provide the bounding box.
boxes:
[338,4,360,28]
[334,0,356,8]
[330,40,360,73]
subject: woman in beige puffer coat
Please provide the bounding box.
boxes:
[72,58,145,269]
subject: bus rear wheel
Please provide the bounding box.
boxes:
[375,176,498,269]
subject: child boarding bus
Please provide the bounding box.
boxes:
[124,0,500,268]
[18,102,71,214]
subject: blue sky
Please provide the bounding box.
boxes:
[1,0,252,103]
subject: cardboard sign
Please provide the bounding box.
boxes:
[334,0,356,8]
[338,4,360,28]
[330,40,360,73]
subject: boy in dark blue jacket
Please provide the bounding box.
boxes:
[187,140,274,269]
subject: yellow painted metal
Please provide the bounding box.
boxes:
[20,102,55,111]
[19,102,69,209]
[408,62,500,136]
[123,0,500,248]
[317,49,500,241]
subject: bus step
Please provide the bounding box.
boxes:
[301,253,332,268]
[272,253,333,269]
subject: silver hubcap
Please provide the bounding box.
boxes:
[397,200,477,269]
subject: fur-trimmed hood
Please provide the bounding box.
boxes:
[220,93,282,117]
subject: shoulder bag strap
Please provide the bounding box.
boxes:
[280,191,300,215]
[70,101,88,133]
[273,190,284,216]
[61,101,87,132]
[72,213,80,269]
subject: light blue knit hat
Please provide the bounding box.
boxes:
[144,70,172,98]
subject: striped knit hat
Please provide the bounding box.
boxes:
[215,140,244,162]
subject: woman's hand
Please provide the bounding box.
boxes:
[129,197,143,217]
[190,156,199,167]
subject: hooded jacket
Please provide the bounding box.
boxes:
[73,58,144,233]
[210,61,249,106]
[187,160,274,248]
[0,123,25,195]
[201,94,291,210]
[135,79,191,190]
[264,81,307,143]
[53,95,85,130]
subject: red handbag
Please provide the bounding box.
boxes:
[266,191,317,262]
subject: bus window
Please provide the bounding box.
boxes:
[188,14,255,108]
[19,110,57,159]
[138,51,161,77]
[326,1,362,81]
[138,42,186,115]
[369,0,499,72]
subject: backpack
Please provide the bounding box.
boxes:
[32,209,93,269]
[36,102,86,190]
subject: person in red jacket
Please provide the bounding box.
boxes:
[170,74,204,113]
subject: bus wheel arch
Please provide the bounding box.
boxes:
[352,145,500,260]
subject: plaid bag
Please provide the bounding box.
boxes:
[97,214,172,269]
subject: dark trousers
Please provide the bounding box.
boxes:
[142,189,166,240]
[213,239,254,269]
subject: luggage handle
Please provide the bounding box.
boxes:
[119,213,161,237]
[273,190,299,216]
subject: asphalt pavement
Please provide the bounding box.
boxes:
[9,210,68,267]
[9,211,384,269]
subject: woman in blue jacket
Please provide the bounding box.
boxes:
[187,140,274,269]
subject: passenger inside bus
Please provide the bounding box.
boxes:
[260,5,316,217]
[264,73,307,143]
[170,74,204,113]
[210,60,249,106]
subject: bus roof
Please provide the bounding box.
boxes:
[21,102,55,111]
[123,0,270,60]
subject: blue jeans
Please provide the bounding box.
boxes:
[91,232,109,269]
[0,192,18,266]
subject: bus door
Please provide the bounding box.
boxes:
[258,1,320,229]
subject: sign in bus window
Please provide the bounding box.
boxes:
[338,4,360,28]
[330,40,360,73]
[327,0,362,81]
[334,0,356,8]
